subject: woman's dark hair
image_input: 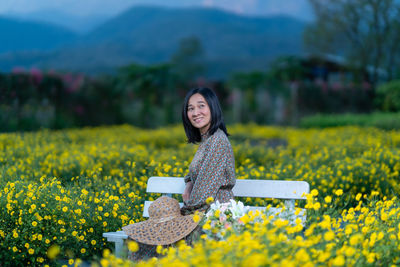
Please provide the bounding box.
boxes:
[182,87,229,143]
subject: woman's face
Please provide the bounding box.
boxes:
[187,93,211,134]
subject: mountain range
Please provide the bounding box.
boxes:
[0,6,307,78]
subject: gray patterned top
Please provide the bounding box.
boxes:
[181,128,236,214]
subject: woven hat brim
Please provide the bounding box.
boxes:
[122,214,199,245]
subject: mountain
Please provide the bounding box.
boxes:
[0,16,78,54]
[0,6,307,78]
[9,9,110,33]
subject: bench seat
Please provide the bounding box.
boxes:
[103,176,310,256]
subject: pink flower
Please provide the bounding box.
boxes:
[30,67,43,84]
[12,67,26,74]
[220,204,228,213]
[74,105,85,115]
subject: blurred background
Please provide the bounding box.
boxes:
[0,0,399,131]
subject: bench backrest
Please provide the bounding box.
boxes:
[144,176,310,217]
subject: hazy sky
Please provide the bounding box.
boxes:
[0,0,312,19]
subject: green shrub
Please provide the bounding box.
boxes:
[299,112,400,130]
[376,80,400,112]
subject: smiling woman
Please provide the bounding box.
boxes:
[181,87,236,213]
[122,87,236,261]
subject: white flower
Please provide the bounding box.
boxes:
[228,200,248,219]
[206,200,222,218]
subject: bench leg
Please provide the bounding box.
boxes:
[114,239,124,258]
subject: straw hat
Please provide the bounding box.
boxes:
[122,196,201,245]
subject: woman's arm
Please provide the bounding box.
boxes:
[182,136,229,213]
[182,181,193,202]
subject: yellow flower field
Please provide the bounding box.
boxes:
[0,124,399,266]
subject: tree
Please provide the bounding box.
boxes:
[304,0,400,84]
[117,63,180,127]
[170,36,205,82]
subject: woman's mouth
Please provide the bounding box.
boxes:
[194,118,203,123]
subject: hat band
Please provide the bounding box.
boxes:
[151,214,180,223]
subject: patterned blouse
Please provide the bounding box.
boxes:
[181,128,236,214]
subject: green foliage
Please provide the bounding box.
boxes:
[117,63,183,127]
[296,82,374,115]
[267,56,308,83]
[299,112,400,130]
[305,0,400,83]
[376,80,400,112]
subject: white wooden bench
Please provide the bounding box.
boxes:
[103,176,310,256]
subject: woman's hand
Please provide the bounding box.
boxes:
[182,181,193,202]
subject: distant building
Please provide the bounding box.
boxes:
[301,53,388,86]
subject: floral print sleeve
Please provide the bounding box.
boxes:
[184,172,191,184]
[181,129,236,214]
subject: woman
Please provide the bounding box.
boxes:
[123,87,236,260]
[181,87,236,215]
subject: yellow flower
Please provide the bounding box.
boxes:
[324,231,335,241]
[367,253,375,263]
[349,234,362,246]
[128,241,139,252]
[203,222,211,230]
[214,209,220,218]
[318,252,330,262]
[240,214,250,224]
[332,255,345,266]
[91,240,96,246]
[62,206,68,212]
[100,259,109,266]
[311,189,319,196]
[381,212,388,221]
[103,249,111,258]
[206,197,214,204]
[80,248,86,254]
[193,213,201,223]
[335,189,343,196]
[294,248,310,262]
[345,247,355,257]
[28,248,34,255]
[47,245,60,259]
[324,196,332,203]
